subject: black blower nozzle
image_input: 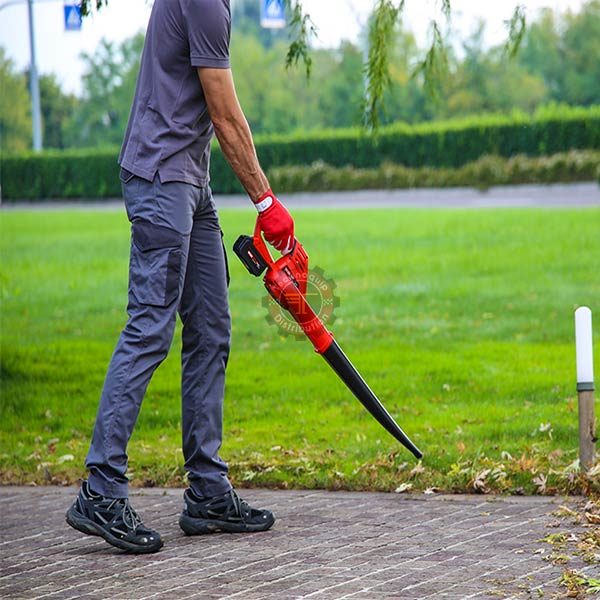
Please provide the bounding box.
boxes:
[322,340,423,459]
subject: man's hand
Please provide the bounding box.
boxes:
[254,189,295,254]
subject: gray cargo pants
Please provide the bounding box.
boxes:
[85,170,233,499]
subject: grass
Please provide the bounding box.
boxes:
[1,206,599,494]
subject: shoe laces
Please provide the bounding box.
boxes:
[108,498,143,531]
[229,489,249,523]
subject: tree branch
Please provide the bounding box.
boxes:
[284,1,317,77]
[504,4,527,57]
[412,20,449,101]
[364,0,403,130]
[80,0,106,17]
[80,0,528,132]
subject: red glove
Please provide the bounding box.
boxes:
[253,189,295,254]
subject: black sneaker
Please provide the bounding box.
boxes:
[179,488,275,535]
[65,480,163,553]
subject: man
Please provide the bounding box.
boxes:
[66,0,294,554]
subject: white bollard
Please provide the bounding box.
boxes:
[574,307,596,473]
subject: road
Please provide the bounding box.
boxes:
[2,182,599,211]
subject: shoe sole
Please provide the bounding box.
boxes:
[65,506,163,554]
[178,512,275,535]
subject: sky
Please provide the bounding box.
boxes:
[0,0,587,95]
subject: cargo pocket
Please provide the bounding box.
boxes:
[220,229,230,288]
[130,220,182,307]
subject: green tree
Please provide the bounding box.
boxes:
[69,34,143,147]
[518,1,600,106]
[560,0,600,104]
[81,0,527,129]
[517,9,563,101]
[25,73,79,149]
[443,23,545,117]
[229,35,294,134]
[0,48,31,153]
[315,42,365,128]
[381,27,432,124]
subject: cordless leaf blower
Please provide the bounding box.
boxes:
[233,221,423,460]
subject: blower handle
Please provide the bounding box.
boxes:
[252,219,275,268]
[232,218,300,278]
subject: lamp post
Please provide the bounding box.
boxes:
[0,0,49,151]
[26,0,43,151]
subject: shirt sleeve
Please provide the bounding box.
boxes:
[184,0,231,68]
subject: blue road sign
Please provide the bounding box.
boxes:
[64,2,82,31]
[261,0,286,29]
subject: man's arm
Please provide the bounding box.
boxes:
[198,67,294,253]
[198,67,268,200]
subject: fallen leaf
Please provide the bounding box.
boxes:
[410,463,425,477]
[395,483,413,493]
[473,469,491,493]
[533,473,548,494]
[47,438,59,454]
[585,512,600,524]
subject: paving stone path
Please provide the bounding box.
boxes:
[0,487,594,599]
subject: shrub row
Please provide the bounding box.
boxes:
[268,151,600,193]
[1,106,599,200]
[1,148,122,200]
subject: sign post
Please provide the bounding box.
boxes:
[261,0,285,29]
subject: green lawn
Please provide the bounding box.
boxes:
[1,206,599,494]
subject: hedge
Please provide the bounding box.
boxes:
[268,151,600,193]
[1,105,599,200]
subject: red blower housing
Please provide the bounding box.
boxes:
[233,221,423,459]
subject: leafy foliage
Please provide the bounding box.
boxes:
[284,0,316,77]
[80,0,106,16]
[504,4,527,58]
[37,74,78,150]
[413,21,448,103]
[4,2,600,150]
[78,0,535,131]
[364,0,403,129]
[268,151,600,193]
[0,48,31,153]
[3,106,599,199]
[68,35,144,147]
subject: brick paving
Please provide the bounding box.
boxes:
[0,487,594,599]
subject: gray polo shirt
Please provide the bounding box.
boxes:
[119,0,231,187]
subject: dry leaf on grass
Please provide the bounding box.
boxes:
[533,473,547,494]
[473,469,491,493]
[395,483,413,493]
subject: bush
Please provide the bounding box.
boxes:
[268,151,600,193]
[1,148,121,201]
[1,106,599,200]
